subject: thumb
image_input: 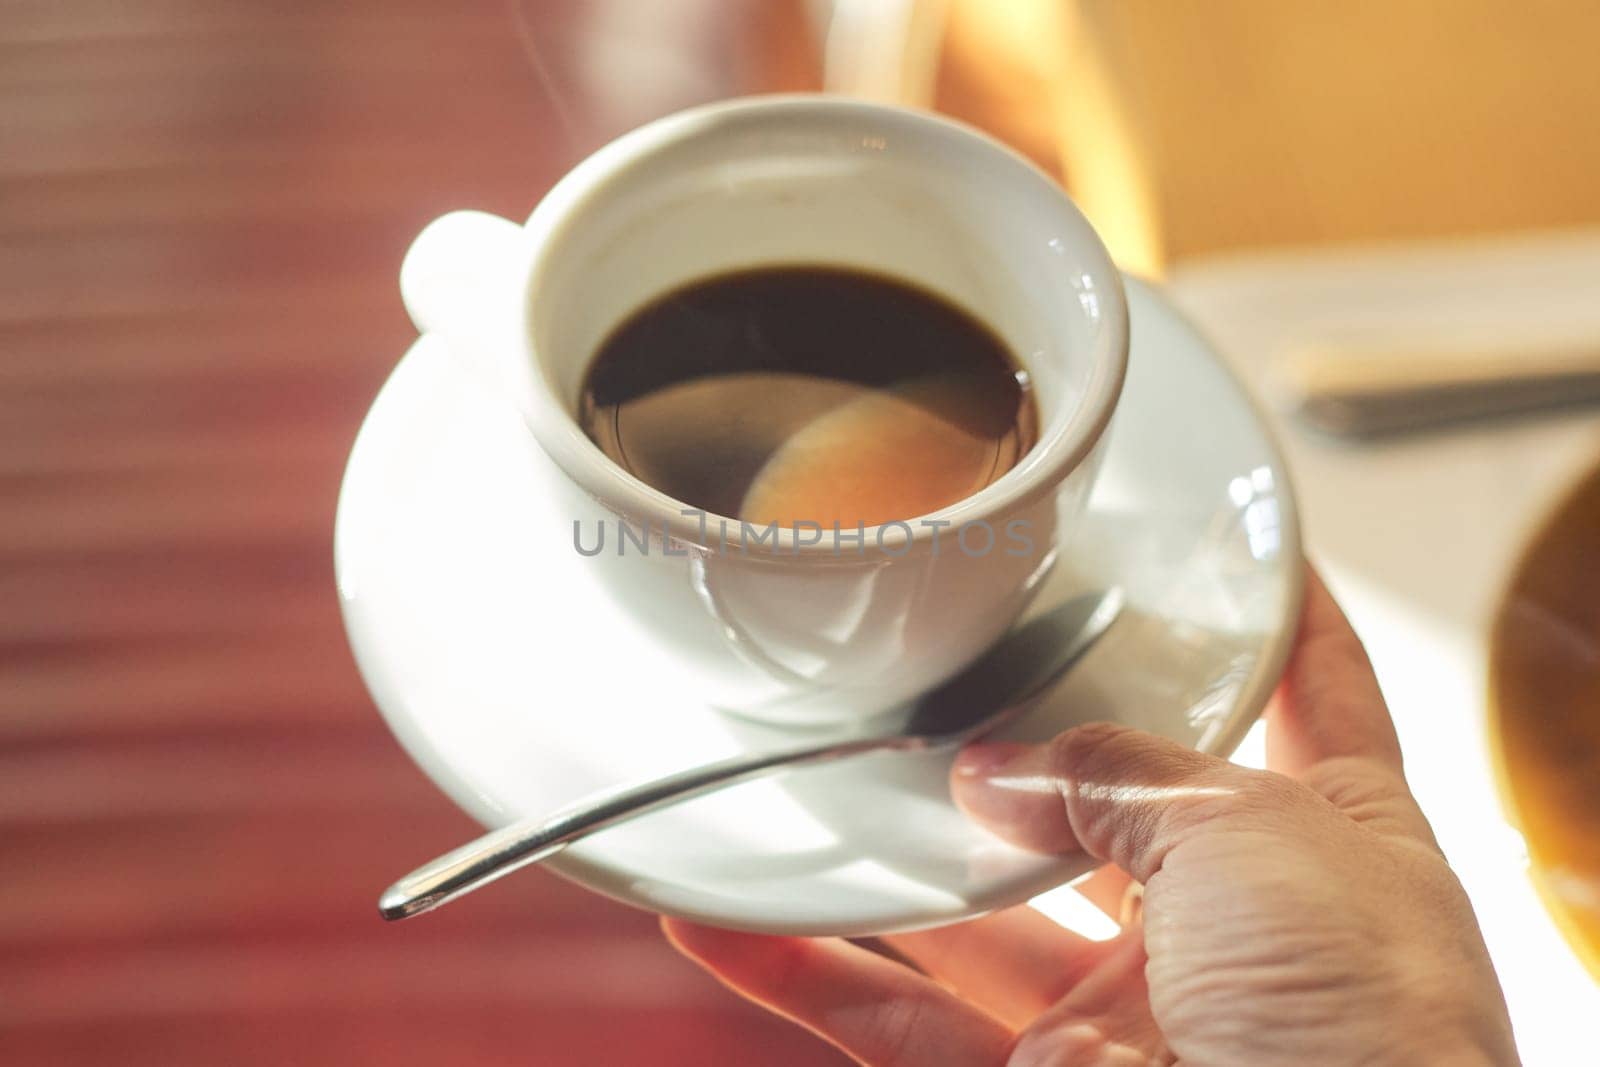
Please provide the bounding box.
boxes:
[950,722,1305,883]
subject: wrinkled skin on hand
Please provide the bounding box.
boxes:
[663,568,1520,1066]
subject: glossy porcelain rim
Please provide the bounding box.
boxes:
[336,277,1306,935]
[512,94,1130,555]
[1140,285,1303,771]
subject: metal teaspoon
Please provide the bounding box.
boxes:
[379,587,1123,920]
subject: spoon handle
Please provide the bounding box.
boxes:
[1282,339,1600,437]
[379,734,894,920]
[381,590,1123,921]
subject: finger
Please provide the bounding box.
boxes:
[884,907,1120,1028]
[662,918,1015,1067]
[1012,932,1172,1066]
[951,723,1300,882]
[1266,563,1404,776]
[1293,754,1441,849]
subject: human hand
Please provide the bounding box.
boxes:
[662,568,1519,1065]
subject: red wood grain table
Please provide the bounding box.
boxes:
[0,2,843,1062]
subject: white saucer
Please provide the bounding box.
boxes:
[336,276,1302,936]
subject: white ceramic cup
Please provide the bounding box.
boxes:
[400,95,1127,727]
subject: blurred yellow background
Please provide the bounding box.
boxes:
[942,0,1600,272]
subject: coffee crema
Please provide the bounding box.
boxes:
[578,266,1038,528]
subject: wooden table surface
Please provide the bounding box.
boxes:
[0,2,843,1062]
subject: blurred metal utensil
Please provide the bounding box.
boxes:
[1282,339,1600,438]
[379,587,1123,921]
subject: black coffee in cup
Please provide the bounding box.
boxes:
[578,266,1038,528]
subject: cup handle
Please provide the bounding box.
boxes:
[400,210,527,398]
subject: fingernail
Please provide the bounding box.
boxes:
[950,741,1081,853]
[952,741,1033,780]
